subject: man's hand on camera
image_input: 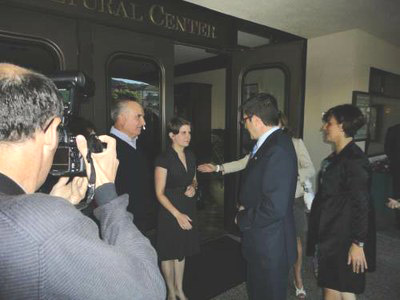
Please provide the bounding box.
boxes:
[76,134,119,188]
[50,176,88,205]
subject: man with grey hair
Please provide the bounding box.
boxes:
[0,63,166,299]
[110,98,155,233]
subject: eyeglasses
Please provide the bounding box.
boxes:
[43,117,63,136]
[43,117,56,133]
[240,115,252,125]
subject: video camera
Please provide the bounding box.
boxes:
[48,71,103,176]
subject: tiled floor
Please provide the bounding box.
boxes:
[212,230,400,300]
[191,176,400,299]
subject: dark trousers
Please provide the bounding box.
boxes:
[247,260,289,300]
[392,168,400,228]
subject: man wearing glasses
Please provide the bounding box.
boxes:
[236,93,298,300]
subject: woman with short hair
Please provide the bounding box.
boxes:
[307,104,376,300]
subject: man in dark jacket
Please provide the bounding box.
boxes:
[0,63,165,299]
[385,123,400,228]
[110,98,156,233]
[236,93,298,300]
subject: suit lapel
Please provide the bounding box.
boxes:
[247,129,281,165]
[242,129,281,182]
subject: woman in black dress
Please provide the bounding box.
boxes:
[307,104,376,300]
[155,117,199,300]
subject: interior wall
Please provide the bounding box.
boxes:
[245,68,285,111]
[175,68,226,129]
[304,29,400,184]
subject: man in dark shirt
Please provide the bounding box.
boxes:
[110,98,156,233]
[385,123,400,228]
[0,63,165,299]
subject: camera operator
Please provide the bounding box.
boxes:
[0,63,166,299]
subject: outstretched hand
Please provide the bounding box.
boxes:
[387,197,400,209]
[50,176,88,205]
[197,163,216,173]
[75,135,119,188]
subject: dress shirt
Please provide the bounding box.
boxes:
[252,126,280,156]
[110,126,137,149]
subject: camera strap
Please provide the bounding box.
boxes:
[85,150,96,204]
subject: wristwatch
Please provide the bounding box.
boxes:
[353,240,364,248]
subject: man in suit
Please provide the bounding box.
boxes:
[236,93,298,300]
[110,99,155,233]
[384,123,400,228]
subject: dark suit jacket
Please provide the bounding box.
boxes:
[237,129,298,269]
[111,134,156,232]
[384,124,400,196]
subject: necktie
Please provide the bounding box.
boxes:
[250,143,258,158]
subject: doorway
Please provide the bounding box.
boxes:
[174,44,228,241]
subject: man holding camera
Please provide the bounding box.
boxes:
[0,63,166,299]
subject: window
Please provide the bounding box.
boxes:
[0,33,62,74]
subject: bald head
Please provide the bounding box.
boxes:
[0,63,29,79]
[111,99,145,138]
[0,63,63,142]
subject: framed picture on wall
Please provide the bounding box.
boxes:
[352,91,371,141]
[243,83,258,101]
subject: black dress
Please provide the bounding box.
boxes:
[307,142,376,294]
[155,147,200,261]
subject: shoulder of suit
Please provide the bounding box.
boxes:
[0,193,85,244]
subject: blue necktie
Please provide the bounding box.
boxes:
[250,143,258,158]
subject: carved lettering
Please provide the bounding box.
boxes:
[129,3,143,21]
[48,0,217,39]
[176,16,185,32]
[200,22,208,37]
[165,13,176,30]
[209,25,216,39]
[83,0,97,10]
[115,1,128,18]
[105,0,114,15]
[191,20,199,35]
[149,4,164,26]
[97,0,104,12]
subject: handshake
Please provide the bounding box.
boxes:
[49,135,119,205]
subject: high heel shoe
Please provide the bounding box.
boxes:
[294,281,306,299]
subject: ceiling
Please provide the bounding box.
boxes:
[184,0,400,47]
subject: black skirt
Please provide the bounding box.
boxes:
[317,243,365,294]
[156,188,200,261]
